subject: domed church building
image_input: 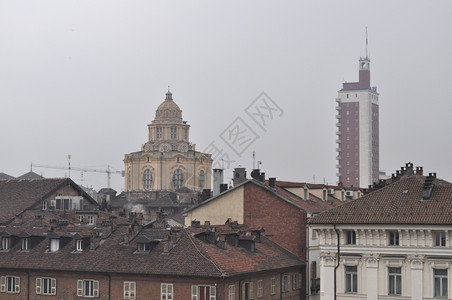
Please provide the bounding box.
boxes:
[124,91,212,193]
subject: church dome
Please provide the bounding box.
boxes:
[154,91,183,123]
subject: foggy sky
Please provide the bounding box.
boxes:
[1,1,452,192]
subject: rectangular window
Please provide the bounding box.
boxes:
[21,238,30,251]
[389,231,400,246]
[50,239,59,252]
[270,278,276,295]
[1,276,20,293]
[161,283,173,300]
[79,215,84,223]
[282,275,289,292]
[435,232,446,247]
[124,281,136,299]
[170,127,177,139]
[76,240,83,251]
[36,278,56,295]
[56,198,72,210]
[228,285,235,300]
[77,280,99,298]
[345,266,358,293]
[88,215,95,225]
[1,237,10,250]
[257,280,263,297]
[192,285,216,300]
[346,230,356,245]
[242,282,253,300]
[156,127,162,138]
[293,273,301,290]
[388,267,401,295]
[434,269,448,298]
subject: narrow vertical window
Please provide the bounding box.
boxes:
[143,169,153,190]
[170,127,177,139]
[199,170,205,189]
[270,278,276,295]
[257,280,263,297]
[346,230,356,245]
[388,267,401,295]
[434,269,448,298]
[389,231,400,246]
[345,266,358,293]
[156,127,162,138]
[435,231,446,247]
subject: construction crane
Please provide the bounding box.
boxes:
[31,159,124,189]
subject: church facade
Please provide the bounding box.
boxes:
[124,91,212,192]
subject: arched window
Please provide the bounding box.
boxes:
[172,169,184,190]
[199,170,205,189]
[142,169,153,191]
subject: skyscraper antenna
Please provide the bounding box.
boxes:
[365,27,368,59]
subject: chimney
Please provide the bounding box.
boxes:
[260,172,265,183]
[202,189,211,201]
[269,178,276,189]
[220,184,228,193]
[212,169,224,197]
[406,162,414,174]
[232,167,247,186]
[422,173,436,201]
[416,166,423,175]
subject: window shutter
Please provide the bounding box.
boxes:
[130,282,136,298]
[15,277,20,293]
[77,280,83,296]
[249,282,253,299]
[191,285,198,300]
[167,284,173,300]
[93,280,99,297]
[124,282,129,298]
[210,286,216,300]
[0,276,4,293]
[36,278,42,294]
[51,278,56,295]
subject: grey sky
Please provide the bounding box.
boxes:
[1,1,451,192]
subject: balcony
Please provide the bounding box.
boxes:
[335,98,341,103]
[336,148,342,152]
[336,131,342,135]
[336,114,341,119]
[336,106,341,111]
[336,122,342,127]
[336,164,341,169]
[336,139,341,144]
[336,155,342,160]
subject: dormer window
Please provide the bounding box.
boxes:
[42,200,48,210]
[76,240,83,251]
[1,237,10,251]
[137,242,150,252]
[134,236,152,253]
[21,238,30,251]
[50,239,59,252]
[47,232,60,252]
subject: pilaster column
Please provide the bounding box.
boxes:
[319,251,337,300]
[409,255,424,300]
[365,254,379,300]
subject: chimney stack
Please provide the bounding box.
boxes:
[232,167,247,186]
[220,184,228,193]
[269,178,276,189]
[212,169,224,197]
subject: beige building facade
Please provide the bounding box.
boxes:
[124,91,212,192]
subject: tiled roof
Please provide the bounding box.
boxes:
[185,179,347,215]
[309,173,452,225]
[0,178,99,224]
[0,172,15,180]
[17,171,44,180]
[0,211,303,277]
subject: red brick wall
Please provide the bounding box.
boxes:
[243,183,307,260]
[0,268,303,299]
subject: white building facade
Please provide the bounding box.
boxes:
[310,163,452,300]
